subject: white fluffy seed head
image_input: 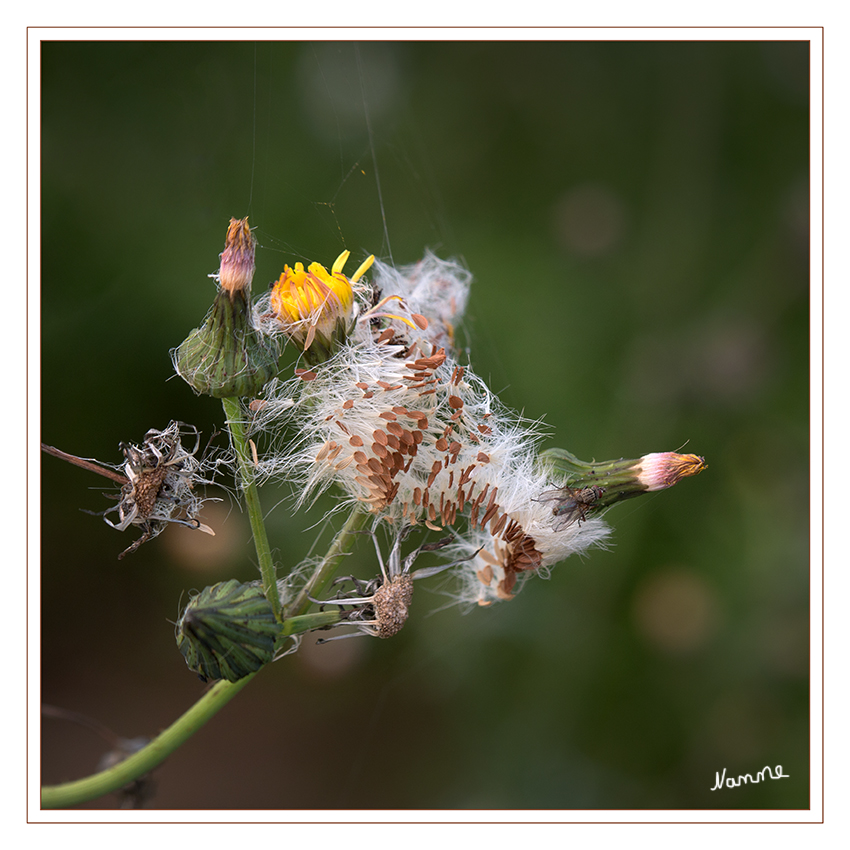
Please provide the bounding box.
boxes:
[249,252,609,604]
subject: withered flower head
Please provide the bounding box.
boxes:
[312,528,470,640]
[99,422,216,558]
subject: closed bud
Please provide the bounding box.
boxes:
[174,217,279,398]
[538,447,707,520]
[176,580,282,682]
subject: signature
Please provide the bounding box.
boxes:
[711,765,790,790]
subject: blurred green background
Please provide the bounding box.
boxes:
[40,40,810,810]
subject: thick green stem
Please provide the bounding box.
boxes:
[221,396,281,621]
[286,505,371,618]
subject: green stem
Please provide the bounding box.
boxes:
[221,396,281,621]
[42,454,370,807]
[41,612,342,809]
[41,674,254,809]
[286,505,371,618]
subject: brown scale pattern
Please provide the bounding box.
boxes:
[132,465,170,518]
[316,342,544,598]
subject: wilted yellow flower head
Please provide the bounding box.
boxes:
[269,250,374,356]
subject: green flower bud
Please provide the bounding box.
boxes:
[174,217,279,398]
[176,580,282,682]
[538,447,706,523]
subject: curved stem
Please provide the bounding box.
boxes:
[41,430,369,807]
[286,505,371,617]
[221,396,281,621]
[40,612,343,809]
[41,674,254,809]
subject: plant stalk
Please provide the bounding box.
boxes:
[285,505,371,617]
[41,674,254,809]
[221,396,281,621]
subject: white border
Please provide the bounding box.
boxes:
[22,23,830,835]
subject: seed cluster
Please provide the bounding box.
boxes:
[303,332,545,602]
[371,574,414,638]
[252,251,612,609]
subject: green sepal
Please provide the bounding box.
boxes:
[537,448,648,508]
[175,289,279,399]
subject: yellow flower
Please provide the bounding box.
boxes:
[270,250,374,357]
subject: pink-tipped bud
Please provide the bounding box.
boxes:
[218,217,256,295]
[637,452,707,491]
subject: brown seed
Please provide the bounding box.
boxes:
[315,442,332,461]
[373,429,388,446]
[448,395,463,410]
[413,487,422,505]
[412,313,429,329]
[491,512,508,536]
[441,501,452,525]
[342,399,355,410]
[372,442,388,459]
[355,382,369,390]
[386,421,404,437]
[477,452,490,463]
[349,435,364,447]
[477,566,494,586]
[435,437,449,452]
[478,424,492,435]
[481,504,500,529]
[353,451,368,465]
[379,411,398,422]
